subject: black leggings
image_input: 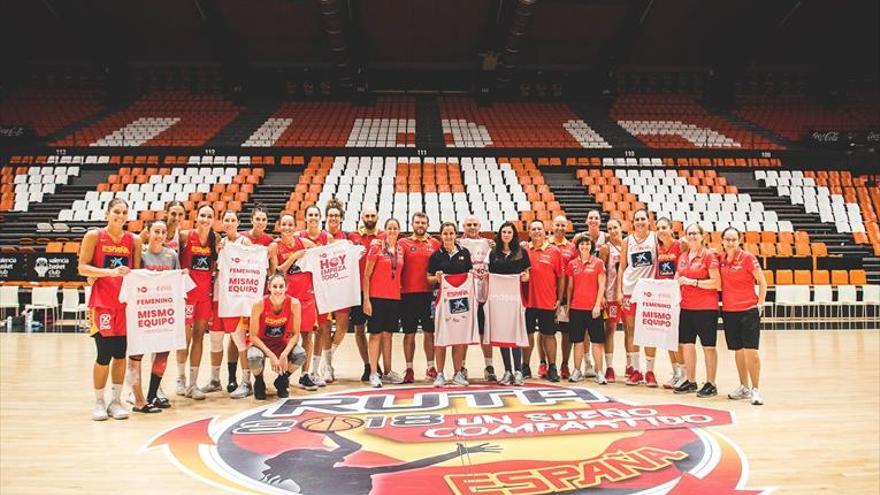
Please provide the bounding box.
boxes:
[93,333,126,365]
[500,347,523,372]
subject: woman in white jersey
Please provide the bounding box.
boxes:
[599,218,623,383]
[616,209,659,387]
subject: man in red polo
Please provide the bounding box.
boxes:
[398,212,441,382]
[523,220,564,382]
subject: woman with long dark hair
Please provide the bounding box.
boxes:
[78,198,141,420]
[486,221,530,385]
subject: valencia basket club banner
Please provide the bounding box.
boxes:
[147,384,771,494]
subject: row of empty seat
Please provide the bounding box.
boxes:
[1,166,81,212]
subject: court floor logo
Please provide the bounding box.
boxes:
[146,385,770,494]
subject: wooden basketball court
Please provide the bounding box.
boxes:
[1,330,878,494]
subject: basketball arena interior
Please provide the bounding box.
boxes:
[1,1,878,494]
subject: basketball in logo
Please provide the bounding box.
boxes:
[300,416,364,433]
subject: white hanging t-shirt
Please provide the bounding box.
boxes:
[296,241,365,314]
[216,242,269,317]
[459,237,492,303]
[632,278,681,351]
[119,269,195,356]
[483,273,529,348]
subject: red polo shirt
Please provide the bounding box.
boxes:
[399,235,441,293]
[525,241,562,310]
[719,249,761,312]
[566,256,606,311]
[677,248,720,311]
[366,240,404,300]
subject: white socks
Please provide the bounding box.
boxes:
[95,387,105,403]
[111,384,122,401]
[189,366,200,388]
[427,360,435,369]
[605,353,614,369]
[645,357,655,372]
[211,366,221,381]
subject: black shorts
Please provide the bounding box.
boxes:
[368,297,401,334]
[350,304,368,326]
[477,303,485,335]
[568,309,605,344]
[400,292,434,334]
[526,308,557,336]
[679,309,719,346]
[722,308,760,350]
[93,333,126,365]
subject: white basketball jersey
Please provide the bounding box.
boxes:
[434,273,481,347]
[483,274,529,348]
[622,231,657,296]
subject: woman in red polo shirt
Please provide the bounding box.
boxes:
[565,236,607,384]
[719,227,767,406]
[363,218,405,388]
[674,223,721,397]
[79,198,141,421]
[269,212,318,390]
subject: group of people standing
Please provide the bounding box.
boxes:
[80,196,767,421]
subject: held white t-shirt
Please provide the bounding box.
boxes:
[459,237,492,303]
[119,269,195,356]
[297,242,365,314]
[216,242,269,317]
[632,278,681,351]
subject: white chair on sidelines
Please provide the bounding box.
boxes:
[775,285,810,330]
[61,288,86,330]
[862,285,880,327]
[25,286,60,332]
[1,285,20,322]
[812,285,834,330]
[836,285,859,330]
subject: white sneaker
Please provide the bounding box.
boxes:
[727,385,752,400]
[157,386,168,401]
[568,370,584,382]
[125,391,136,405]
[750,388,764,406]
[664,374,679,389]
[513,371,525,386]
[186,385,206,400]
[584,362,596,378]
[175,377,187,396]
[107,400,129,420]
[230,381,252,399]
[433,372,447,388]
[369,373,383,388]
[672,376,688,389]
[323,363,336,383]
[312,373,327,388]
[92,402,109,421]
[452,371,470,386]
[383,371,404,385]
[594,373,608,385]
[499,371,514,385]
[201,379,222,393]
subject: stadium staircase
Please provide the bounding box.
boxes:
[415,96,446,149]
[723,171,880,283]
[0,169,110,246]
[542,169,604,229]
[240,168,302,226]
[207,100,280,147]
[569,101,644,149]
[704,104,791,149]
